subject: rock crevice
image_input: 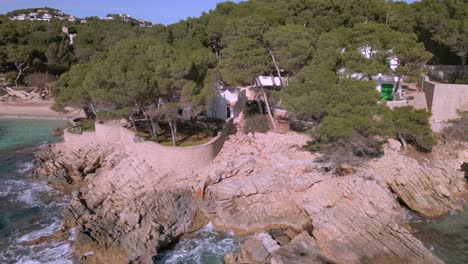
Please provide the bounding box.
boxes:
[31,133,467,263]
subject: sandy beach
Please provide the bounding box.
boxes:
[0,99,85,119]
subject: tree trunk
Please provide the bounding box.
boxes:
[167,115,178,146]
[15,69,23,89]
[88,103,97,118]
[14,64,28,89]
[129,115,137,132]
[149,117,158,141]
[212,72,221,119]
[83,106,94,120]
[214,46,220,60]
[212,40,221,60]
[270,74,277,89]
[270,52,283,87]
[261,88,277,130]
[460,54,466,80]
[173,119,178,143]
[394,75,403,101]
[142,111,157,140]
[398,133,408,155]
[255,96,264,115]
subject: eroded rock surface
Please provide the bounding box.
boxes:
[31,143,114,189]
[33,142,206,263]
[198,133,465,264]
[225,231,333,264]
[368,141,466,218]
[31,129,467,263]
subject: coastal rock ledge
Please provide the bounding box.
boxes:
[31,131,467,264]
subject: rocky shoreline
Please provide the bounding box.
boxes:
[31,129,467,263]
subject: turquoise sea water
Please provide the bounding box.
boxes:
[0,118,74,263]
[411,209,468,264]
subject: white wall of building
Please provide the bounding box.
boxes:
[206,88,246,120]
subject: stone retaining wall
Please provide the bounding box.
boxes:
[421,76,468,132]
[63,119,233,172]
[63,130,97,150]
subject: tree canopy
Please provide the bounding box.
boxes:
[3,0,457,154]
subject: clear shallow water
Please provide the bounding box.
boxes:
[410,208,468,264]
[0,118,74,263]
[155,223,242,264]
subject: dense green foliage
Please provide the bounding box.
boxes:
[3,0,465,153]
[2,7,64,17]
[415,0,468,77]
[392,106,436,151]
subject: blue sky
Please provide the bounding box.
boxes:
[0,0,243,24]
[0,0,413,25]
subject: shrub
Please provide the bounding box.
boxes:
[442,111,468,142]
[313,135,385,169]
[81,120,95,132]
[203,127,217,137]
[243,114,269,134]
[96,109,130,120]
[243,100,264,116]
[454,79,468,85]
[307,141,323,152]
[392,106,436,152]
[25,72,56,91]
[3,71,17,86]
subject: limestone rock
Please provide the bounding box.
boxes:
[255,232,280,254]
[270,232,332,264]
[202,132,456,264]
[241,237,270,263]
[304,178,443,264]
[30,125,466,264]
[31,143,115,189]
[368,145,466,218]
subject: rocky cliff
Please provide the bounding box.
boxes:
[31,129,467,263]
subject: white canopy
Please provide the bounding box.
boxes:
[256,76,282,87]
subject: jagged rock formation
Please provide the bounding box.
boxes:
[368,143,466,218]
[197,134,466,263]
[225,232,333,264]
[31,130,466,263]
[33,143,207,263]
[31,144,114,189]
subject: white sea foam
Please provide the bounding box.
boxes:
[68,228,77,242]
[1,221,74,264]
[37,141,50,149]
[17,218,62,243]
[3,179,67,208]
[0,184,12,197]
[448,210,460,216]
[17,161,34,174]
[157,222,241,264]
[17,189,37,206]
[204,221,214,232]
[14,241,74,264]
[16,183,54,207]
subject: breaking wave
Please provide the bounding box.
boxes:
[155,222,241,264]
[17,161,33,174]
